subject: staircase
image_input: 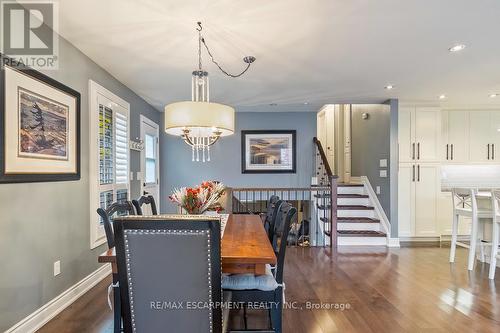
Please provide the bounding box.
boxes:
[313,137,388,246]
[315,183,387,246]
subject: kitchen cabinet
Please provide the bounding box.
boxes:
[442,111,469,163]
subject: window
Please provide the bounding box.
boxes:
[90,81,130,249]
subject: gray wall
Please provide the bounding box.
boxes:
[0,37,159,331]
[351,104,391,216]
[160,112,316,213]
[388,99,399,237]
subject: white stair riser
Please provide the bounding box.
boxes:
[338,198,370,206]
[338,210,375,218]
[338,223,381,231]
[338,236,387,246]
[338,187,365,195]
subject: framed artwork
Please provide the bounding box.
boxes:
[241,130,296,174]
[0,56,80,183]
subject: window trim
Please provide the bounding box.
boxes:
[89,80,130,249]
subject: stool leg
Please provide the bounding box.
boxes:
[489,221,499,279]
[450,213,459,263]
[478,224,486,263]
[468,215,479,271]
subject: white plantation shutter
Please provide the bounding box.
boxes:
[115,111,129,184]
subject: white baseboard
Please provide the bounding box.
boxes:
[5,264,111,333]
[387,238,401,247]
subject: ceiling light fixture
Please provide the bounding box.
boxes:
[448,44,466,52]
[489,93,499,98]
[384,85,394,90]
[164,22,255,162]
[439,94,447,100]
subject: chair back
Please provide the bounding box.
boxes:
[96,201,135,248]
[113,216,222,333]
[132,195,158,215]
[267,199,283,242]
[493,189,500,219]
[271,202,297,284]
[451,188,479,213]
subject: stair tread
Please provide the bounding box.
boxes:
[338,230,386,237]
[320,217,380,223]
[338,183,364,187]
[338,217,380,223]
[338,205,374,210]
[338,194,369,198]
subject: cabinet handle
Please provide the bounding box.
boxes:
[412,143,415,160]
[493,144,495,160]
[417,143,420,160]
[446,144,449,160]
[417,164,420,182]
[488,144,490,160]
[451,144,454,160]
[412,165,415,182]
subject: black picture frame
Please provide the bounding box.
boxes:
[241,130,297,174]
[0,55,81,183]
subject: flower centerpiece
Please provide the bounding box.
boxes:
[169,181,226,214]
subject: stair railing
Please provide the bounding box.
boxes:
[313,137,339,248]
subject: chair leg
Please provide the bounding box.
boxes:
[450,213,459,263]
[489,222,499,279]
[478,224,486,263]
[270,290,283,333]
[243,304,248,330]
[112,275,121,333]
[468,215,479,271]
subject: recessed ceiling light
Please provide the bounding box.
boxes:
[439,94,447,100]
[448,44,466,52]
[384,85,394,90]
[489,93,499,98]
[303,102,309,105]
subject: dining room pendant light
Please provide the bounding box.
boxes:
[164,22,255,162]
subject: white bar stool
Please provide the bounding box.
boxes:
[489,189,500,279]
[449,188,492,270]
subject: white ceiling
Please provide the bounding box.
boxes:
[58,0,500,111]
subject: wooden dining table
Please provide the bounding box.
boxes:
[98,214,277,275]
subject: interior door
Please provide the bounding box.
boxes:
[140,115,160,213]
[490,111,500,161]
[447,111,469,162]
[414,107,440,162]
[414,164,439,237]
[469,111,491,162]
[398,163,415,237]
[398,106,414,162]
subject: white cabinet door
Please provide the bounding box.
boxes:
[469,111,491,162]
[447,111,469,163]
[491,111,500,162]
[398,163,415,237]
[414,164,439,237]
[399,107,414,163]
[414,108,440,162]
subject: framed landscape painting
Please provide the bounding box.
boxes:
[0,57,81,183]
[241,130,296,174]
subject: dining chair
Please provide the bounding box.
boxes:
[266,200,284,244]
[113,216,225,333]
[96,201,135,333]
[222,202,297,333]
[489,189,500,279]
[132,194,158,215]
[449,188,492,271]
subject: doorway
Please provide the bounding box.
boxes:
[140,115,160,212]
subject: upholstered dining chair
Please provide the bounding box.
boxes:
[96,201,135,333]
[113,216,226,333]
[132,194,158,215]
[449,188,493,270]
[222,202,297,333]
[489,189,500,279]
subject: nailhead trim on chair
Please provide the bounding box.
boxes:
[123,229,213,333]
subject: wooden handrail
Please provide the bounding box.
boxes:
[313,137,337,179]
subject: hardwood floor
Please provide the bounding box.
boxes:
[38,246,500,333]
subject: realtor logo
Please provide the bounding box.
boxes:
[1,0,59,69]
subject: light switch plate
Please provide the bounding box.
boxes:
[379,159,388,168]
[379,170,387,178]
[376,186,381,195]
[54,261,61,276]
